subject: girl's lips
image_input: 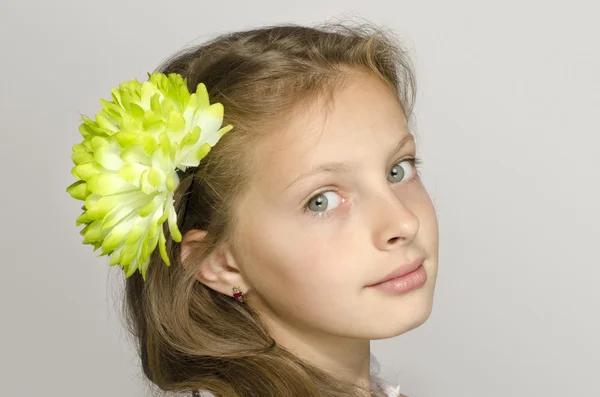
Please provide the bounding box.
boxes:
[368,265,427,294]
[366,257,425,286]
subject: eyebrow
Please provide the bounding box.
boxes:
[285,134,415,190]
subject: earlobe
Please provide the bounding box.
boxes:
[180,229,248,297]
[196,247,247,297]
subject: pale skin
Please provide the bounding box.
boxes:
[181,71,439,396]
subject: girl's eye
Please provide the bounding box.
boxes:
[306,191,342,214]
[387,158,421,183]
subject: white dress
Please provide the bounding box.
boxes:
[194,353,402,397]
[370,352,403,397]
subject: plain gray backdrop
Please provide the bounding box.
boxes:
[1,0,598,396]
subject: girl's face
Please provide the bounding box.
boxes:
[231,71,439,343]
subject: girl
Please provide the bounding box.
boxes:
[69,22,439,397]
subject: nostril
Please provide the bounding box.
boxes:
[388,237,399,244]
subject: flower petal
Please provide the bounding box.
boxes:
[87,173,136,195]
[66,181,88,201]
[167,200,181,242]
[73,162,104,181]
[101,218,132,253]
[94,138,125,171]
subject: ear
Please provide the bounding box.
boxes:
[180,229,249,298]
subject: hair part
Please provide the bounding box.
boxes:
[122,20,416,397]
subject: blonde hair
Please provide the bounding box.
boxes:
[122,21,417,397]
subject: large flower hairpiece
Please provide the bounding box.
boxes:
[66,72,233,280]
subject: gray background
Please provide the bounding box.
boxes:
[1,0,598,396]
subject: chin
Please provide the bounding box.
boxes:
[369,287,436,340]
[401,297,434,333]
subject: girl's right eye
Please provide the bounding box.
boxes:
[304,191,343,217]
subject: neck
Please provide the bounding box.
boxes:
[261,313,373,392]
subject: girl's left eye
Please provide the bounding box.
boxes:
[387,157,421,183]
[302,157,422,219]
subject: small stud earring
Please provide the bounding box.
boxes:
[232,285,246,303]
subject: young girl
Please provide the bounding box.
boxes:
[67,22,439,397]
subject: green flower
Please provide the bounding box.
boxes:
[66,72,233,279]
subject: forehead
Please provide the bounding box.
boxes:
[250,72,410,189]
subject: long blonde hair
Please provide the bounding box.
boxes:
[121,21,417,397]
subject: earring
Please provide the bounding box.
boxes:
[232,286,246,303]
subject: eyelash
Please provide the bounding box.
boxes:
[303,156,423,220]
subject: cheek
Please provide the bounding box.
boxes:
[241,234,346,320]
[238,213,347,297]
[238,213,313,283]
[411,185,439,253]
[400,180,437,222]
